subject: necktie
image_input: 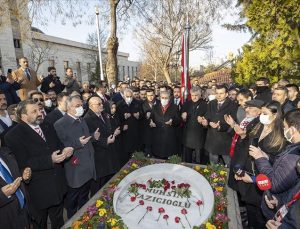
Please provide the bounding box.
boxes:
[0,161,25,208]
[25,68,31,80]
[217,103,221,110]
[99,114,105,123]
[34,127,46,141]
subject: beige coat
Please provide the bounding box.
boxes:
[11,67,41,100]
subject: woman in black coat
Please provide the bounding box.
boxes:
[181,88,207,163]
[108,102,127,169]
[235,101,286,229]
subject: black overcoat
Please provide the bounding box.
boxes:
[151,103,180,158]
[84,110,119,178]
[204,98,238,155]
[181,99,207,149]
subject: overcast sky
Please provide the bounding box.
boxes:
[35,6,251,68]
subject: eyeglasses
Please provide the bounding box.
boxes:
[33,98,44,103]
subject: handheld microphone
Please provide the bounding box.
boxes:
[233,164,245,177]
[256,174,273,200]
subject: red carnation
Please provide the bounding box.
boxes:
[196,200,204,206]
[175,216,181,223]
[171,180,175,184]
[181,208,187,215]
[139,200,144,205]
[146,206,152,211]
[130,196,136,202]
[159,207,165,213]
[163,214,169,220]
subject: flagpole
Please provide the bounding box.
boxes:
[95,5,104,81]
[183,14,191,102]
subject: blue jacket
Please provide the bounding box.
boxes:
[0,75,20,106]
[255,142,300,225]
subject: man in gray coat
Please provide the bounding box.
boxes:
[54,95,99,218]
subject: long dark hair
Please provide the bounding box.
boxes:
[250,101,285,150]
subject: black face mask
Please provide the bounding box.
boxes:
[256,86,269,93]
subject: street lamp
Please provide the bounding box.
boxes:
[95,5,104,81]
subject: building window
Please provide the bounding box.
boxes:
[63,61,69,70]
[127,66,130,78]
[122,66,125,80]
[48,59,55,67]
[76,62,81,81]
[132,67,134,78]
[13,39,21,48]
[87,63,91,73]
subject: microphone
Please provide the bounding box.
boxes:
[256,174,273,200]
[233,164,245,177]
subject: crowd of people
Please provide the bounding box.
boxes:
[0,56,299,229]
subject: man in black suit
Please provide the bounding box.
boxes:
[5,100,74,229]
[117,88,142,160]
[141,89,157,156]
[112,82,128,103]
[84,97,120,195]
[181,87,207,163]
[201,84,238,165]
[0,147,31,229]
[0,104,18,146]
[44,92,69,125]
[93,84,110,113]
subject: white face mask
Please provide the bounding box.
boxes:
[44,99,52,108]
[125,97,132,105]
[259,114,272,125]
[208,95,216,101]
[75,106,84,117]
[284,128,293,143]
[161,99,169,106]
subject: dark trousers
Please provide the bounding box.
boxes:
[183,147,201,163]
[31,201,64,229]
[143,144,152,157]
[246,204,266,229]
[90,174,114,196]
[66,180,91,219]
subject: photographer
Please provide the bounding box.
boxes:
[40,67,64,94]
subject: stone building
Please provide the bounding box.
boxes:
[0,0,140,83]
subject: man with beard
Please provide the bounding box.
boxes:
[117,88,141,159]
[5,100,73,229]
[0,91,12,134]
[40,67,64,94]
[272,86,295,114]
[141,89,158,156]
[255,77,272,103]
[150,91,180,159]
[44,92,69,125]
[47,90,58,108]
[139,87,147,101]
[181,87,207,163]
[11,57,43,101]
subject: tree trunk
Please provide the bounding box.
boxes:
[106,0,119,85]
[162,66,172,84]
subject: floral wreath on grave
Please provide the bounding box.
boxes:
[71,153,229,229]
